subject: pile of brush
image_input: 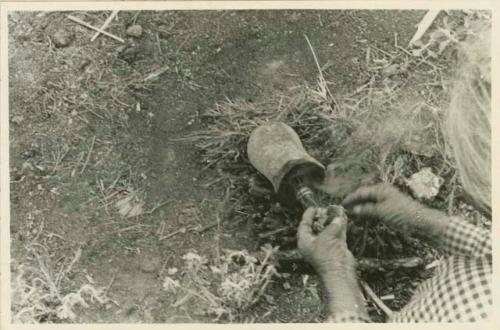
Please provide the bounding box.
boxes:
[183,10,489,316]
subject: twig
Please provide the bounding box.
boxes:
[34,251,62,300]
[258,227,291,239]
[381,294,395,301]
[261,249,424,273]
[145,199,173,215]
[304,34,338,106]
[62,247,82,279]
[175,34,191,55]
[91,10,120,42]
[360,280,393,318]
[357,220,369,256]
[80,135,96,174]
[447,172,458,215]
[132,11,141,25]
[104,269,119,293]
[51,146,70,174]
[67,15,125,43]
[159,227,187,241]
[33,220,45,242]
[143,66,169,82]
[197,222,219,234]
[357,256,423,272]
[155,33,163,55]
[409,10,441,46]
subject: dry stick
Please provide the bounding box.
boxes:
[357,220,369,256]
[264,249,423,273]
[51,147,70,174]
[34,252,62,301]
[155,33,163,55]
[67,15,125,43]
[159,227,186,241]
[91,10,120,42]
[397,45,440,70]
[447,172,458,215]
[360,280,393,318]
[80,135,96,174]
[105,269,119,293]
[409,10,441,46]
[258,227,291,239]
[304,34,338,106]
[146,199,173,215]
[143,66,170,82]
[57,247,82,287]
[175,34,191,55]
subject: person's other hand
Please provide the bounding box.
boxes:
[342,184,424,233]
[297,207,355,275]
[314,163,377,198]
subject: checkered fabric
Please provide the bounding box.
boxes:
[329,216,492,323]
[439,217,492,258]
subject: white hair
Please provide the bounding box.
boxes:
[445,20,491,213]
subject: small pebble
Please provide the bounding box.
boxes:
[52,29,73,48]
[139,256,161,273]
[127,25,143,38]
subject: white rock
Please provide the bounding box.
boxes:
[127,25,143,38]
[406,167,444,199]
[52,29,73,47]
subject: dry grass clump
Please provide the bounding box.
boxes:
[163,245,280,321]
[190,10,490,195]
[183,14,491,318]
[183,85,348,174]
[11,245,110,323]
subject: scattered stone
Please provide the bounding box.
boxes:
[406,167,444,200]
[139,255,161,273]
[126,25,143,38]
[51,29,73,48]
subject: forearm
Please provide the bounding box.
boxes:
[403,205,449,246]
[320,256,369,321]
[397,204,491,257]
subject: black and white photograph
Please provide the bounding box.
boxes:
[2,3,493,325]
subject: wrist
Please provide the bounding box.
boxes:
[409,205,449,241]
[314,246,356,276]
[319,259,367,318]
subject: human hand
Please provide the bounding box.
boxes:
[297,206,355,275]
[314,163,377,199]
[342,184,443,236]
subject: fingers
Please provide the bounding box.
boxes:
[297,207,317,244]
[342,185,385,209]
[320,215,347,239]
[350,202,381,220]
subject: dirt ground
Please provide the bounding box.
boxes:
[8,10,490,323]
